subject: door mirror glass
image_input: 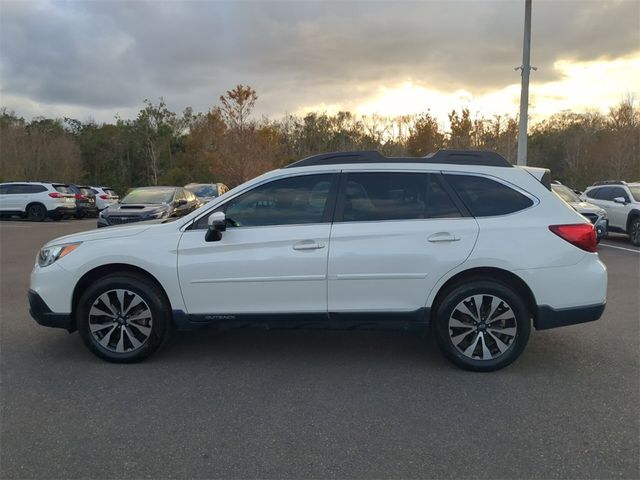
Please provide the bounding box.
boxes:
[613,196,627,204]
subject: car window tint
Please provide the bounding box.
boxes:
[607,187,629,201]
[585,188,601,199]
[427,175,462,218]
[54,184,72,194]
[221,174,334,228]
[341,173,426,222]
[28,185,47,193]
[445,174,533,217]
[0,184,8,195]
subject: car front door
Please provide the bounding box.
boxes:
[327,171,479,315]
[598,186,629,229]
[177,173,338,316]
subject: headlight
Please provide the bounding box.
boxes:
[38,242,81,267]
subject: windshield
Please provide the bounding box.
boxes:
[629,186,640,202]
[186,184,218,198]
[552,184,581,203]
[121,188,175,204]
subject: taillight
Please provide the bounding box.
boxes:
[74,193,87,200]
[48,192,63,198]
[99,194,109,200]
[549,224,597,253]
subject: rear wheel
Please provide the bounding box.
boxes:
[629,218,640,246]
[77,274,170,363]
[26,203,47,222]
[434,279,531,371]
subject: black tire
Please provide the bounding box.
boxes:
[629,218,640,246]
[26,203,47,222]
[434,279,531,372]
[76,273,171,363]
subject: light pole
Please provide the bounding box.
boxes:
[516,0,535,166]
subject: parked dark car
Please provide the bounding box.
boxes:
[184,182,229,203]
[68,184,98,219]
[97,186,201,227]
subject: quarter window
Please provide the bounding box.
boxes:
[444,174,533,217]
[214,174,335,228]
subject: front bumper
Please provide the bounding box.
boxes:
[28,289,74,332]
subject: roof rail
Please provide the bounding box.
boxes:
[285,149,512,168]
[591,180,626,186]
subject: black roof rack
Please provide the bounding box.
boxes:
[285,149,512,168]
[591,180,626,186]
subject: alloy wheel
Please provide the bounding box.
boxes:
[448,294,517,361]
[88,289,153,353]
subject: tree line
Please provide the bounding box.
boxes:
[1,85,638,194]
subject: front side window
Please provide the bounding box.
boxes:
[605,186,629,202]
[216,174,334,228]
[444,174,534,217]
[340,172,460,222]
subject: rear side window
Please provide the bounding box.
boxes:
[585,187,602,199]
[25,184,47,193]
[340,172,461,222]
[444,174,533,217]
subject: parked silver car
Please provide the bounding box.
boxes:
[552,181,608,240]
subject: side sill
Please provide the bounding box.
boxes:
[171,308,430,332]
[534,303,605,330]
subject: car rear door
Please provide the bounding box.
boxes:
[327,171,478,315]
[177,173,338,316]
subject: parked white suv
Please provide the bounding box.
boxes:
[0,182,76,221]
[28,150,607,371]
[581,181,640,246]
[90,186,119,211]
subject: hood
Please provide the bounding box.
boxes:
[102,203,169,217]
[568,201,606,215]
[44,223,158,247]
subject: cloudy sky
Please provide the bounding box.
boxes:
[1,0,638,124]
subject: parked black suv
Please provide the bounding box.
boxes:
[68,184,98,219]
[97,186,201,227]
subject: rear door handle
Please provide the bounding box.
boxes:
[293,240,326,250]
[428,232,461,243]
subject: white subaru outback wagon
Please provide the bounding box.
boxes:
[28,150,607,371]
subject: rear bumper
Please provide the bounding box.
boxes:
[49,206,76,216]
[28,289,74,332]
[535,303,605,330]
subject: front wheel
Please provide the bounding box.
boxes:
[629,218,640,246]
[434,280,531,371]
[76,274,170,363]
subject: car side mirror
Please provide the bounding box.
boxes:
[613,197,627,205]
[205,211,226,242]
[176,198,187,207]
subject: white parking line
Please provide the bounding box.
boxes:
[599,243,640,254]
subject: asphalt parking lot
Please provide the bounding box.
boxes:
[1,219,638,479]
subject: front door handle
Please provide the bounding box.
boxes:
[428,232,461,243]
[293,240,326,250]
